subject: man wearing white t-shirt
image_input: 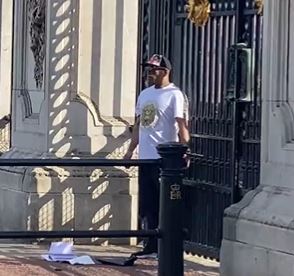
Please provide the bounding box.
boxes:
[124,54,190,256]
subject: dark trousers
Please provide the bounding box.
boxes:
[138,165,160,252]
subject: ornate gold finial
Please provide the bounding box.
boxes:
[255,0,263,14]
[186,0,211,27]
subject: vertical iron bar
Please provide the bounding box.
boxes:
[182,20,187,91]
[136,0,144,96]
[149,0,156,55]
[171,3,182,86]
[230,0,245,203]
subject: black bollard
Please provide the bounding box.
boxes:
[157,142,188,276]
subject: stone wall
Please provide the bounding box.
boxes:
[220,1,294,274]
[0,0,140,245]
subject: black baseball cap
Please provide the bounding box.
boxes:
[144,54,172,70]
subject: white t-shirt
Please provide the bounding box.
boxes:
[135,83,188,159]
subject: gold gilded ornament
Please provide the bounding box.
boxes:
[255,0,263,14]
[186,0,211,27]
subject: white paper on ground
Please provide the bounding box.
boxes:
[41,242,95,265]
[49,241,74,255]
[69,255,96,265]
[41,242,77,262]
[41,254,54,262]
[41,254,76,262]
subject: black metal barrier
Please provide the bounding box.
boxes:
[0,142,187,276]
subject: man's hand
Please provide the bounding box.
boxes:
[183,148,191,169]
[123,116,140,162]
[175,117,190,144]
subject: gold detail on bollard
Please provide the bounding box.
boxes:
[186,0,211,27]
[255,0,263,14]
[170,184,182,200]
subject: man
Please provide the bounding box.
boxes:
[124,54,190,255]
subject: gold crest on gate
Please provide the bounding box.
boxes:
[255,0,263,14]
[186,0,211,27]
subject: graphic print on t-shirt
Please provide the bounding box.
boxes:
[140,103,158,128]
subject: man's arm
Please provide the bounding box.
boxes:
[124,116,140,159]
[176,117,190,144]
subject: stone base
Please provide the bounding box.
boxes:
[220,185,294,276]
[221,239,294,276]
[0,149,138,245]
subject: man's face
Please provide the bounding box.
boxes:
[145,66,167,86]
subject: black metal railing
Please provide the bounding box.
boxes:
[0,142,187,276]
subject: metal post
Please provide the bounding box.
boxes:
[157,142,188,276]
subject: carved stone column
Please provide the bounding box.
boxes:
[0,0,139,245]
[220,0,294,275]
[0,0,13,118]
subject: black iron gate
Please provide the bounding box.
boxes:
[138,0,263,259]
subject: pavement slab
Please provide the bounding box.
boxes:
[0,244,219,276]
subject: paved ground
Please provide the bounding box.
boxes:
[0,244,219,275]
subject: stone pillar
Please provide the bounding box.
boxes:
[0,0,13,119]
[0,0,139,245]
[221,1,294,275]
[0,0,13,154]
